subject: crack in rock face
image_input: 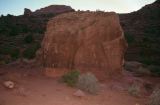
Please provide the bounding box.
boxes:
[38,11,127,80]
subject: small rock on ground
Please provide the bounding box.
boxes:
[73,89,85,97]
[3,81,15,89]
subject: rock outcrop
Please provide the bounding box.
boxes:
[33,5,75,15]
[23,5,75,16]
[38,12,127,79]
[24,8,32,16]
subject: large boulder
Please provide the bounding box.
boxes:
[39,11,127,80]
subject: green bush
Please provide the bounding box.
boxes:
[0,54,11,64]
[62,70,80,87]
[139,28,160,66]
[124,32,135,45]
[0,45,20,60]
[10,48,20,60]
[41,13,55,18]
[140,56,152,65]
[23,43,40,59]
[149,88,160,105]
[8,26,21,36]
[77,72,99,94]
[148,65,160,76]
[22,25,30,33]
[24,34,34,44]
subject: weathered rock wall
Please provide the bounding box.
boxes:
[39,11,127,79]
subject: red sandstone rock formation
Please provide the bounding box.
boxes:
[39,12,127,80]
[23,5,74,16]
[33,5,74,15]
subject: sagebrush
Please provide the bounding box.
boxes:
[77,72,99,94]
[128,83,140,97]
[149,88,160,105]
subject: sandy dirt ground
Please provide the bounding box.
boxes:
[0,64,159,105]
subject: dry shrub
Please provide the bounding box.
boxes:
[149,88,160,105]
[128,83,140,97]
[77,72,99,94]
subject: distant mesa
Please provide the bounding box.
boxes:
[23,5,75,16]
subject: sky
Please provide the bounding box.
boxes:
[0,0,156,16]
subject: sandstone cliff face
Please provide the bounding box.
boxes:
[39,12,127,79]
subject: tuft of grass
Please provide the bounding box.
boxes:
[62,70,80,87]
[77,72,99,94]
[128,83,140,97]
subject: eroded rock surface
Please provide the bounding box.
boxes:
[39,12,127,79]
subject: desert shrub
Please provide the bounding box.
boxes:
[0,45,20,60]
[0,45,12,55]
[137,66,151,75]
[139,55,154,65]
[148,65,160,76]
[149,88,160,105]
[77,72,99,94]
[128,83,140,97]
[23,43,40,59]
[8,26,21,36]
[21,25,30,33]
[62,70,80,87]
[124,32,135,45]
[0,54,12,64]
[34,28,44,34]
[0,15,4,17]
[10,48,20,60]
[6,14,13,18]
[140,48,160,66]
[41,13,55,18]
[24,34,34,44]
[0,60,5,65]
[139,28,160,66]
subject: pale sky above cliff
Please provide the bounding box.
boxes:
[0,0,156,16]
